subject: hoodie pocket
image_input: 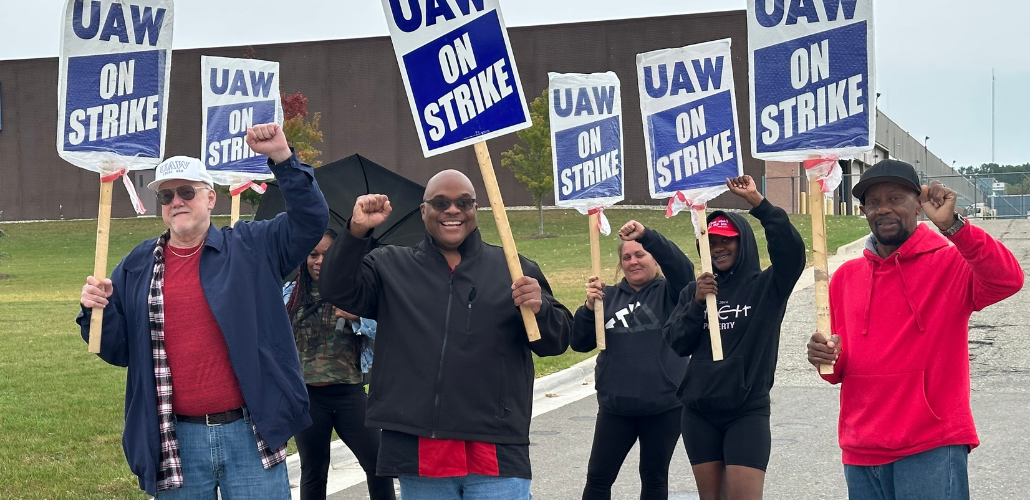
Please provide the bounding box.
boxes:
[679,356,751,413]
[840,370,943,452]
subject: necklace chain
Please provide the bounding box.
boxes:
[167,242,204,258]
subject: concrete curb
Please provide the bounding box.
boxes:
[533,356,596,399]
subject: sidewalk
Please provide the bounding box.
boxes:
[312,219,1030,499]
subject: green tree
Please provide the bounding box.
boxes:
[501,90,552,235]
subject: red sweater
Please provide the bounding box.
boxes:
[163,243,246,416]
[823,222,1024,465]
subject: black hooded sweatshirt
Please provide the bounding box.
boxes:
[571,228,695,416]
[663,199,805,414]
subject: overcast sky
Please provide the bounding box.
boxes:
[2,0,1026,168]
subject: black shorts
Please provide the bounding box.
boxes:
[681,405,771,471]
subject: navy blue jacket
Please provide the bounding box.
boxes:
[76,154,328,495]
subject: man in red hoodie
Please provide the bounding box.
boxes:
[807,160,1024,500]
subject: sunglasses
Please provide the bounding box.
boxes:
[157,185,209,206]
[423,196,476,212]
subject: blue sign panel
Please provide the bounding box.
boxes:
[204,100,276,174]
[381,0,531,157]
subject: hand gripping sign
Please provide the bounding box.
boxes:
[200,56,282,226]
[57,0,174,353]
[549,71,624,350]
[380,0,539,340]
[636,39,744,361]
[747,0,875,373]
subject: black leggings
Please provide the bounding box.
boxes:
[581,406,682,500]
[294,383,396,500]
[681,405,771,471]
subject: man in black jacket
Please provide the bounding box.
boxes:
[319,169,573,500]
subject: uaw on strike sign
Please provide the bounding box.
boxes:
[380,0,531,157]
[549,72,624,211]
[748,0,875,160]
[636,39,743,202]
[201,56,282,184]
[58,0,173,172]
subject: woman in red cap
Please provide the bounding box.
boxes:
[663,175,806,500]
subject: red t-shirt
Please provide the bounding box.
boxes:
[163,243,245,416]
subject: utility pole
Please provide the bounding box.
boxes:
[992,68,996,164]
[924,136,930,181]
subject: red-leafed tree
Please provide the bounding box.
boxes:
[281,91,323,167]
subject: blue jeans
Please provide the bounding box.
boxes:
[399,475,531,500]
[844,445,969,500]
[155,410,290,499]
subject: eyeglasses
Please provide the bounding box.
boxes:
[423,196,476,212]
[157,185,209,206]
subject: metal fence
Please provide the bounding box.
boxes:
[762,172,1030,219]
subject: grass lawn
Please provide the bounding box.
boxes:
[0,209,871,499]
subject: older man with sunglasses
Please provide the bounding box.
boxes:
[77,123,328,499]
[318,169,573,500]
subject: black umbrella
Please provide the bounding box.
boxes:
[255,154,426,248]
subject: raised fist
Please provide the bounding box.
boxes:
[919,181,958,231]
[246,123,292,164]
[725,175,764,208]
[350,194,392,236]
[618,220,646,241]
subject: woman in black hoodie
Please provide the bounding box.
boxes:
[663,176,805,500]
[571,219,695,500]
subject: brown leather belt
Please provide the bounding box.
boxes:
[174,407,244,426]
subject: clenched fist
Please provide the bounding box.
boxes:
[618,220,646,241]
[726,175,764,208]
[350,194,392,237]
[246,123,292,164]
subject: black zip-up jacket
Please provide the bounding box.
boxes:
[663,199,805,414]
[319,227,572,444]
[571,228,695,416]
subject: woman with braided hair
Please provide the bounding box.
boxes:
[284,230,396,500]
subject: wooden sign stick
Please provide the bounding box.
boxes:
[88,179,115,353]
[473,141,541,342]
[809,179,834,374]
[588,213,605,350]
[230,194,241,227]
[694,206,724,361]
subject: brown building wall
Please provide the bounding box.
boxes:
[0,9,762,221]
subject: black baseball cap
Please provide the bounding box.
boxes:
[852,159,921,203]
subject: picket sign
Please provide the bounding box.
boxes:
[549,71,625,350]
[747,0,875,373]
[200,56,282,227]
[637,39,744,361]
[57,0,175,352]
[380,0,539,340]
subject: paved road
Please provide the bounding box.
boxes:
[314,219,1029,499]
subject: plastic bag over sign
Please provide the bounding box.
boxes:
[201,56,283,187]
[56,0,175,175]
[803,156,843,194]
[549,71,625,216]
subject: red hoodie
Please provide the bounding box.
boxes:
[823,222,1024,466]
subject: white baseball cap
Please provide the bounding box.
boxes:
[148,156,215,191]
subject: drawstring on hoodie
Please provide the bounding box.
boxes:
[862,252,926,335]
[894,255,926,332]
